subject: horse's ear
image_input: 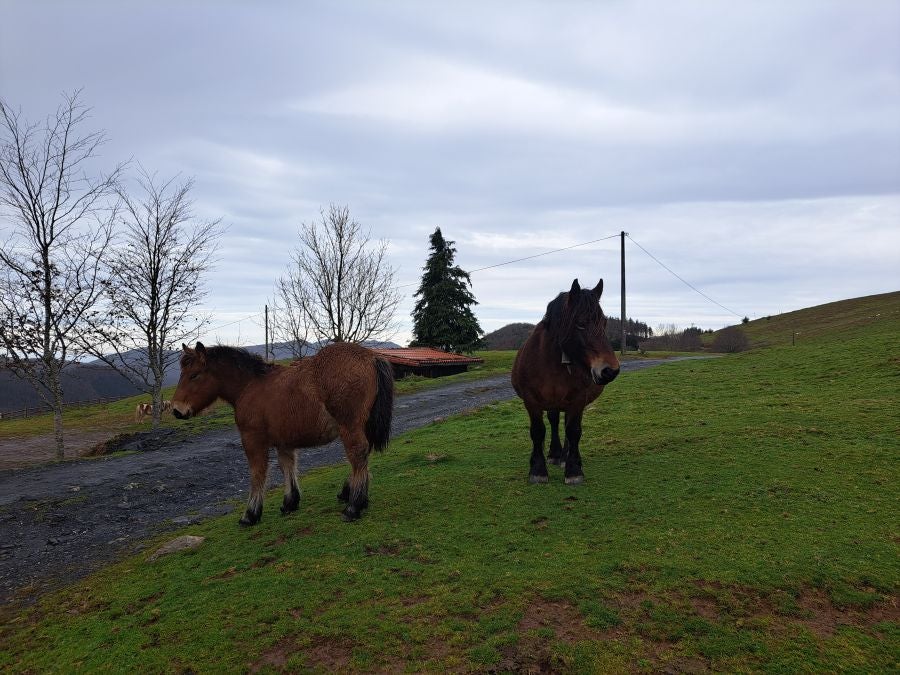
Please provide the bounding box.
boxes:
[182,343,190,352]
[195,342,207,356]
[566,279,581,306]
[592,279,603,297]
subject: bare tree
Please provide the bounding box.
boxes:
[277,204,400,345]
[0,91,122,459]
[272,285,310,359]
[87,168,222,428]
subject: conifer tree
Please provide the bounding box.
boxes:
[411,228,483,353]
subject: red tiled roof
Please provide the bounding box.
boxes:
[369,347,484,367]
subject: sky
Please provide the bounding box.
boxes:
[1,0,899,347]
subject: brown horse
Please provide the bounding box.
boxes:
[135,402,153,423]
[511,279,620,485]
[171,341,394,524]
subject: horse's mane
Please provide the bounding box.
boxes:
[206,345,275,377]
[542,289,605,351]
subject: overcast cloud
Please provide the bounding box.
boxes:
[2,0,898,345]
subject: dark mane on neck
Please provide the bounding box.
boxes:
[206,346,274,377]
[542,290,605,349]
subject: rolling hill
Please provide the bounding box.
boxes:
[482,323,535,350]
[717,290,900,348]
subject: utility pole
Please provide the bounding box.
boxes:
[620,231,626,357]
[264,304,269,361]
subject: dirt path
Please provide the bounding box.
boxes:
[0,358,700,604]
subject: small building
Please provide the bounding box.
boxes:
[369,347,484,379]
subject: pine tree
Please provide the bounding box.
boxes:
[411,228,483,353]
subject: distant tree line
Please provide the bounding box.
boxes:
[483,317,653,351]
[606,317,653,351]
[637,323,748,353]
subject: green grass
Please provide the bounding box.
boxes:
[725,290,900,349]
[1,306,897,672]
[0,386,173,437]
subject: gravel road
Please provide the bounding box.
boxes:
[0,358,699,604]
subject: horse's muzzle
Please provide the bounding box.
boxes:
[592,366,620,385]
[172,407,191,420]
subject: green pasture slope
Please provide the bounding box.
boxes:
[1,298,898,672]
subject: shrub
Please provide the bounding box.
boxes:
[712,326,750,353]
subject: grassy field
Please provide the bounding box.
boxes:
[726,290,900,349]
[1,297,897,672]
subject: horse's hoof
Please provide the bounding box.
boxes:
[239,506,262,526]
[341,505,361,522]
[564,475,584,485]
[281,489,300,514]
[529,474,549,484]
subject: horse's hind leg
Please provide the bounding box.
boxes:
[547,409,564,465]
[339,429,371,522]
[526,404,549,483]
[239,433,270,526]
[276,447,301,515]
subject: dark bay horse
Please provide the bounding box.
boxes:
[171,341,394,524]
[511,279,620,485]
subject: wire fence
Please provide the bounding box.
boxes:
[0,397,122,422]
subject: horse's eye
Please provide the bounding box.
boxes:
[576,324,586,331]
[190,373,199,381]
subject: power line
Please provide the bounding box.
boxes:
[204,311,264,333]
[397,233,621,289]
[199,231,739,336]
[626,234,742,318]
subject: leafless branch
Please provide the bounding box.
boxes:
[275,204,400,347]
[84,166,222,427]
[0,91,123,458]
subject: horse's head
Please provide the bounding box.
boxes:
[549,278,620,386]
[171,342,219,419]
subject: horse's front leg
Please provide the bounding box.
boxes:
[276,446,301,515]
[239,432,270,526]
[563,408,585,485]
[547,409,564,465]
[526,404,548,483]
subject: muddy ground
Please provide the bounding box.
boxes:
[0,359,689,605]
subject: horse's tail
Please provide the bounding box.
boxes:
[365,358,394,452]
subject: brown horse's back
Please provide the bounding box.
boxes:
[237,342,388,450]
[308,342,385,430]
